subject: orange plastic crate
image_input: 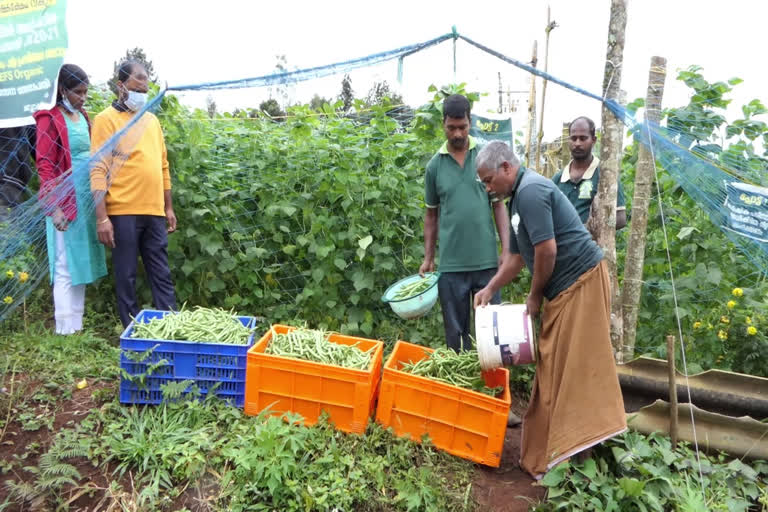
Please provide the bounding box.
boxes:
[375,340,511,467]
[245,325,383,434]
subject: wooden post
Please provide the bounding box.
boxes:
[535,6,557,171]
[596,0,628,360]
[667,335,679,448]
[621,56,667,361]
[525,41,538,167]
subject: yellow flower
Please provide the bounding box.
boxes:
[717,330,728,340]
[5,270,13,278]
[720,316,730,324]
[732,288,744,297]
[746,317,752,325]
[2,296,12,304]
[18,271,29,283]
[747,326,757,336]
[693,321,702,329]
[727,300,736,309]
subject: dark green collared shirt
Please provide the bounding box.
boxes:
[424,137,499,272]
[551,157,626,223]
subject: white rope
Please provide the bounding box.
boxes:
[645,116,705,488]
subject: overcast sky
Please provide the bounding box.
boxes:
[64,0,766,141]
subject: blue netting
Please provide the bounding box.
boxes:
[1,30,767,323]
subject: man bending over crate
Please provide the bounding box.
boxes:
[473,140,626,480]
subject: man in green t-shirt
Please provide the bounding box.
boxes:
[474,140,626,480]
[551,117,626,235]
[419,94,510,352]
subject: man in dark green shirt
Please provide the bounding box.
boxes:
[551,117,626,234]
[474,140,626,480]
[420,94,510,352]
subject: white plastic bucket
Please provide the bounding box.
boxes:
[475,304,536,370]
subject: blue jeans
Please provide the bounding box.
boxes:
[438,268,501,352]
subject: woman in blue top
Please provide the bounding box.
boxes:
[34,64,107,334]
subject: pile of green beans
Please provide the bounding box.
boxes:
[399,348,504,397]
[392,276,435,300]
[266,327,374,370]
[130,306,254,345]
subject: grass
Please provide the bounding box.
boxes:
[0,306,477,512]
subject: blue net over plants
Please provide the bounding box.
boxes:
[2,31,767,346]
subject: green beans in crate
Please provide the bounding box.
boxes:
[265,327,374,370]
[399,348,503,397]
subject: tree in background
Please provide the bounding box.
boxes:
[339,74,354,111]
[365,80,403,107]
[205,95,217,118]
[258,99,285,120]
[109,48,157,95]
[309,94,333,111]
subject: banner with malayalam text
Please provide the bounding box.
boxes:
[724,181,768,243]
[469,114,513,146]
[0,0,68,128]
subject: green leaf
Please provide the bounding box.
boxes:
[203,239,223,256]
[352,271,374,292]
[358,235,373,250]
[618,477,645,497]
[334,258,347,270]
[207,278,225,292]
[707,266,722,285]
[245,246,268,259]
[575,458,597,479]
[677,226,697,240]
[540,462,569,486]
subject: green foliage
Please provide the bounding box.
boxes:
[339,74,354,110]
[411,83,482,141]
[158,96,435,338]
[622,66,768,377]
[83,393,474,511]
[687,287,768,376]
[258,98,286,119]
[365,80,404,107]
[534,432,768,511]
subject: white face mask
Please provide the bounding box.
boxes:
[60,94,77,113]
[124,90,148,111]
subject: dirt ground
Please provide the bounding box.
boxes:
[2,377,544,512]
[471,400,546,512]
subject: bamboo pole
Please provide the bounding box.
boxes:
[621,56,667,361]
[596,0,628,360]
[667,335,679,448]
[525,41,538,167]
[535,6,557,171]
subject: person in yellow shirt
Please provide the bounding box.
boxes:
[90,60,177,327]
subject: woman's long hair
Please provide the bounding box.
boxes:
[55,64,89,104]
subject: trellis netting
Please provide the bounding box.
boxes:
[1,31,767,338]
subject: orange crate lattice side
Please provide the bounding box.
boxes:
[245,325,383,434]
[375,340,511,467]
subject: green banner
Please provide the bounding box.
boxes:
[470,114,513,145]
[724,181,768,243]
[0,0,68,128]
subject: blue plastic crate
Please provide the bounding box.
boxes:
[119,309,258,407]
